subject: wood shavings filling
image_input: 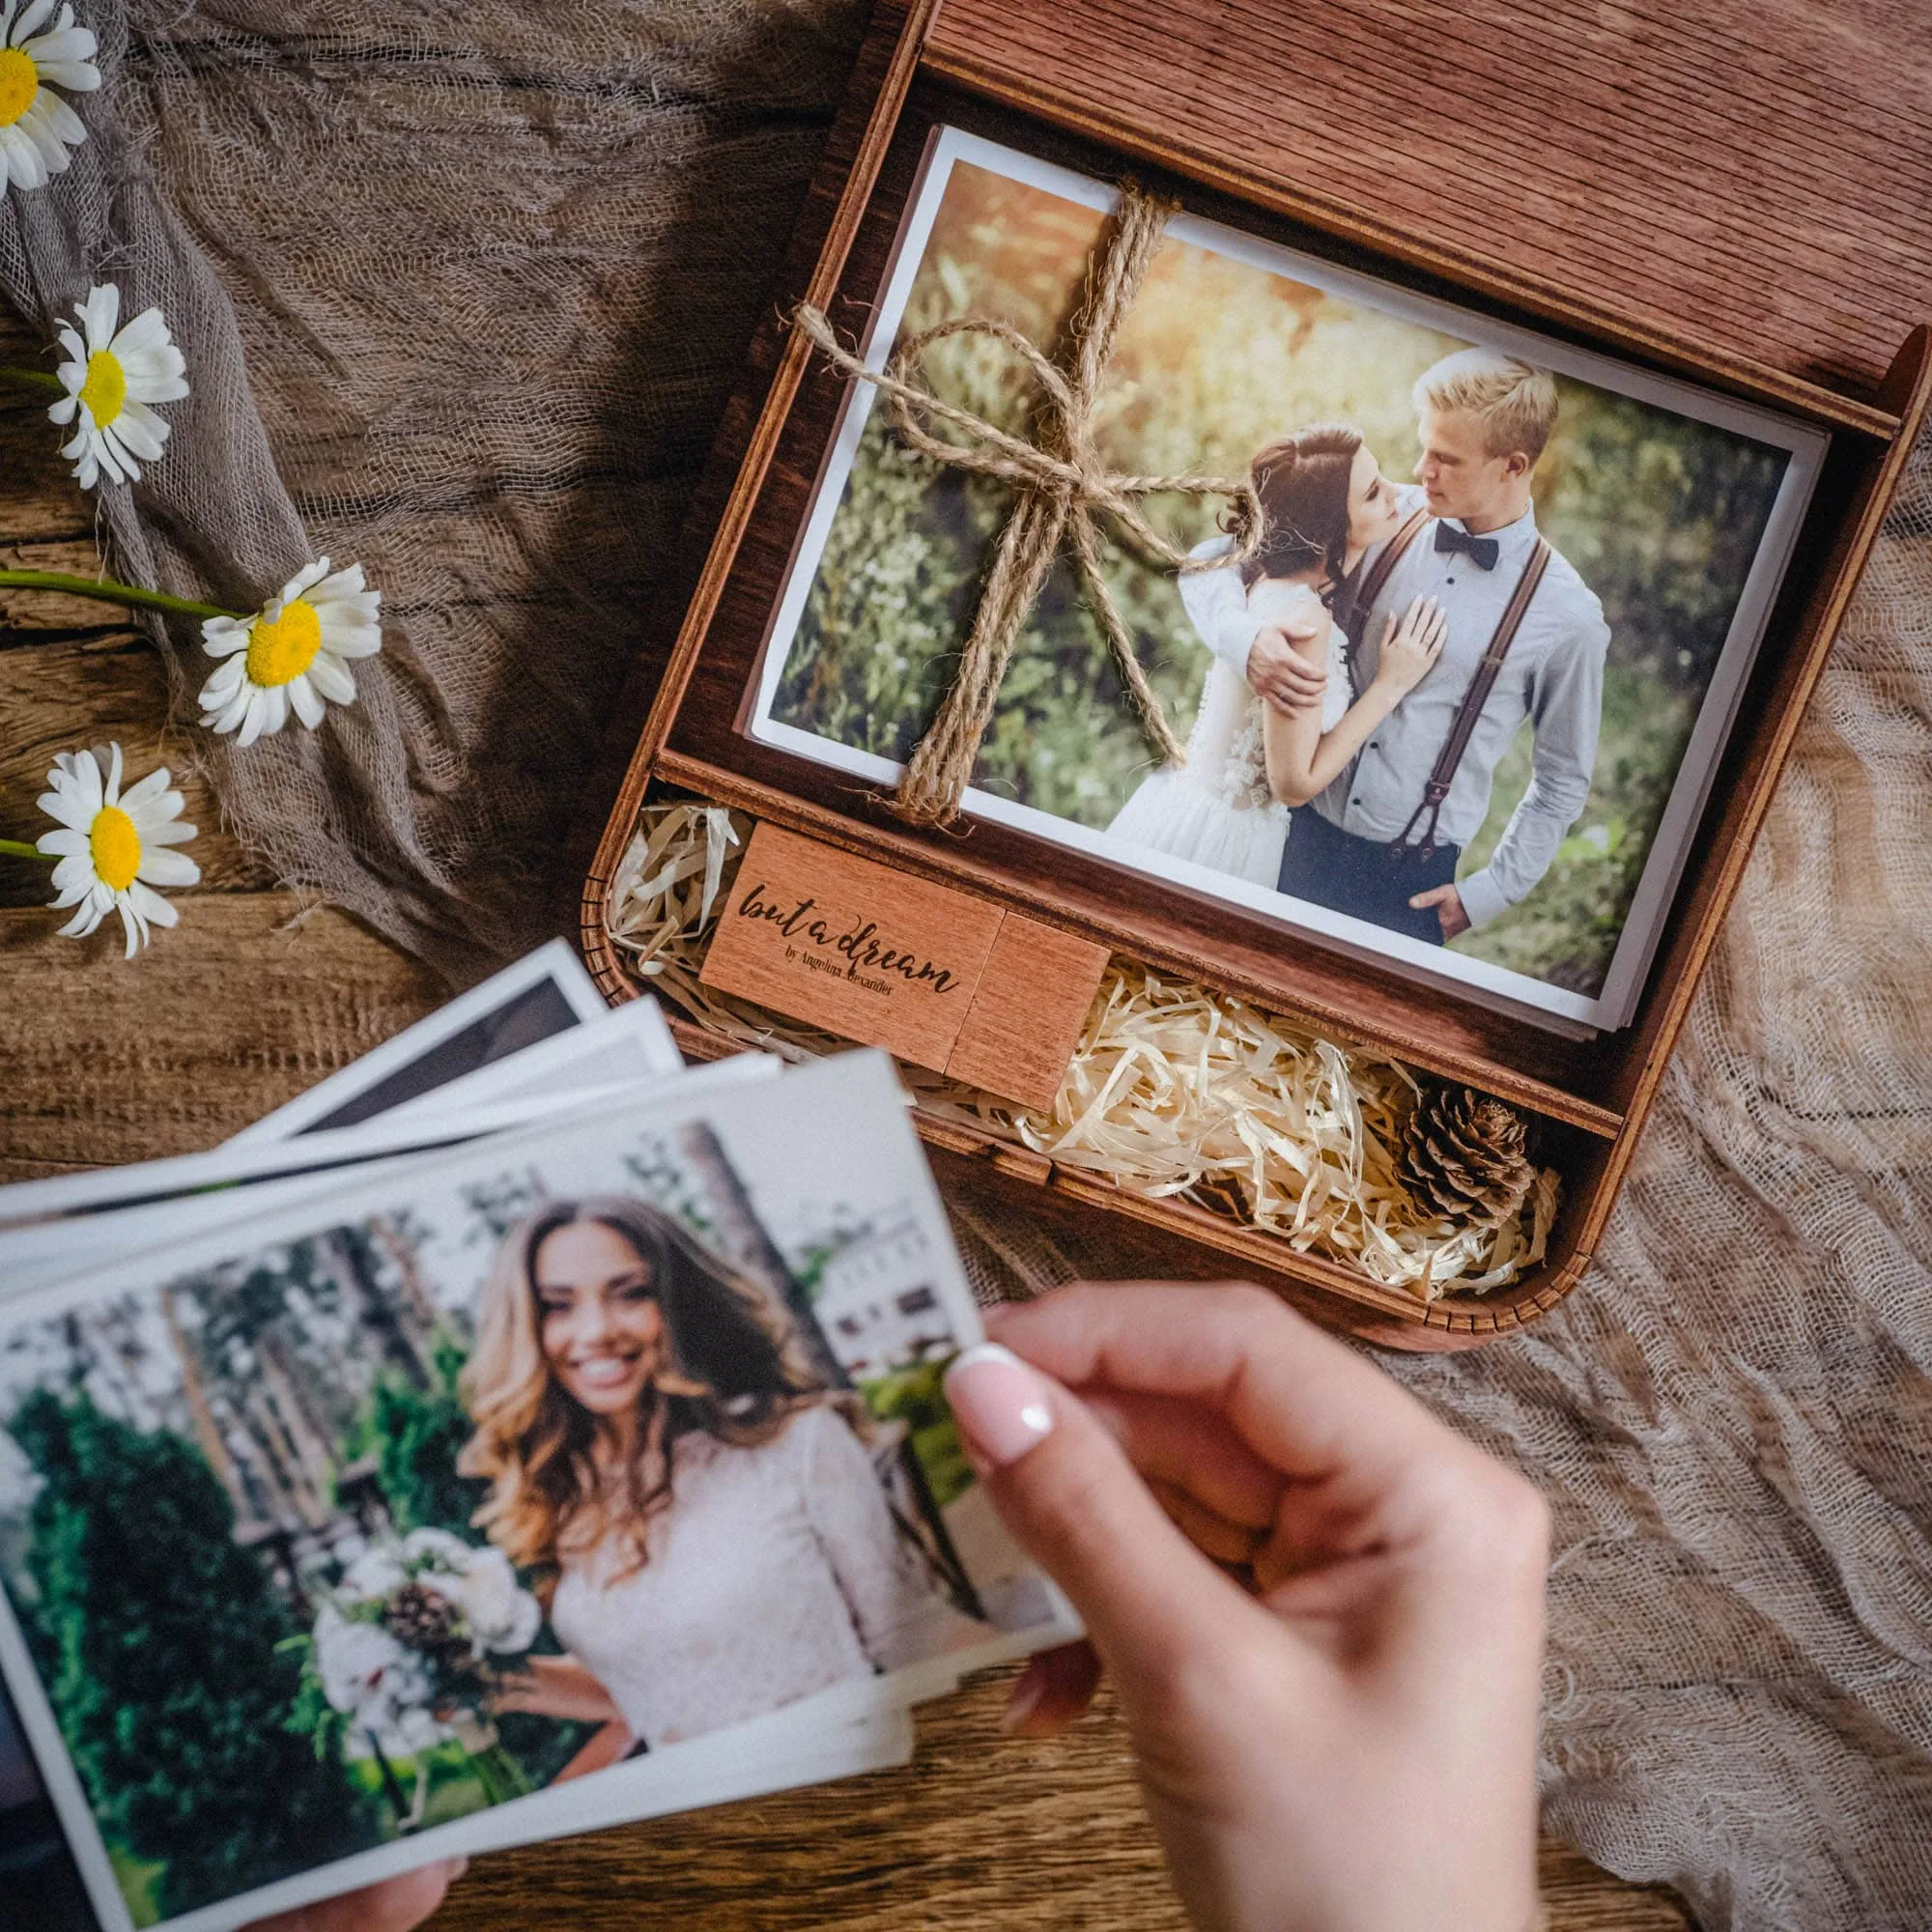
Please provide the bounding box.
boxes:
[606,802,1559,1298]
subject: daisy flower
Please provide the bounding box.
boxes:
[36,744,200,957]
[0,1,99,195]
[48,284,191,490]
[198,558,383,745]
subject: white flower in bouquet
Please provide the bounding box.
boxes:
[338,1541,409,1603]
[198,557,382,744]
[448,1546,542,1656]
[0,1,99,196]
[402,1527,543,1657]
[314,1604,437,1746]
[48,284,190,489]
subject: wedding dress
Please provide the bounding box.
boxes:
[1108,576,1350,885]
[548,1405,955,1747]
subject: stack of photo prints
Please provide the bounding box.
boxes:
[0,942,1078,1932]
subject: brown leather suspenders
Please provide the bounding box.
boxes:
[1390,536,1552,858]
[1340,507,1430,691]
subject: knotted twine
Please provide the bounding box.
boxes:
[793,185,1262,827]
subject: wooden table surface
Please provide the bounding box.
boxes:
[0,297,1690,1928]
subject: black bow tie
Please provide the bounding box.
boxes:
[1434,522,1500,571]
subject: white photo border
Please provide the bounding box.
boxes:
[744,126,1829,1034]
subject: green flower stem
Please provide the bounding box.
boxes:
[0,569,242,625]
[0,365,65,399]
[0,838,54,864]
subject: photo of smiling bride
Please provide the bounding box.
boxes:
[459,1196,978,1757]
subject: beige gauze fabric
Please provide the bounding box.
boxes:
[4,6,1930,1927]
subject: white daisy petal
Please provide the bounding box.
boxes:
[111,402,166,462]
[135,846,199,888]
[206,689,255,736]
[80,282,117,348]
[39,92,83,144]
[303,653,358,704]
[0,124,45,191]
[287,674,325,728]
[110,306,168,355]
[262,684,289,736]
[129,881,177,930]
[69,752,101,815]
[235,690,270,748]
[199,662,246,710]
[57,900,104,938]
[24,27,94,64]
[35,787,89,829]
[14,1,59,42]
[36,828,87,857]
[200,614,249,657]
[118,766,171,811]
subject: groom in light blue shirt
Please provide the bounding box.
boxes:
[1190,350,1609,946]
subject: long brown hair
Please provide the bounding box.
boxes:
[458,1197,838,1589]
[1226,423,1362,591]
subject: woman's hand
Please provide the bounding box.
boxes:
[944,1283,1548,1932]
[1371,595,1448,696]
[243,1858,464,1932]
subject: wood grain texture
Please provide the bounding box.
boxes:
[925,0,1932,404]
[698,818,1008,1069]
[433,1675,1691,1932]
[0,894,441,1179]
[946,912,1110,1109]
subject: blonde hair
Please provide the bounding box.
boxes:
[1412,349,1558,464]
[457,1197,844,1590]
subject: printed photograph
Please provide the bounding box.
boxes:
[0,1064,1053,1929]
[749,129,1826,1031]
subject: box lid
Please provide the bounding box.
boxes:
[925,0,1931,405]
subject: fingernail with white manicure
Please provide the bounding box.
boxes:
[945,1342,1057,1469]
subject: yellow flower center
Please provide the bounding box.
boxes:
[245,598,324,688]
[0,47,38,128]
[78,350,127,429]
[89,806,142,894]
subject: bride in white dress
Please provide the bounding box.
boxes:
[461,1197,961,1755]
[1109,424,1445,884]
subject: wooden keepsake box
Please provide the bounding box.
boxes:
[579,0,1931,1348]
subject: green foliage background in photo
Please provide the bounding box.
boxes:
[770,162,1790,996]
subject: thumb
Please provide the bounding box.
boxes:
[1407,886,1444,908]
[944,1344,1238,1677]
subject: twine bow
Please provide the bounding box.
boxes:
[794,186,1262,828]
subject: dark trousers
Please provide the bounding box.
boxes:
[1277,808,1461,947]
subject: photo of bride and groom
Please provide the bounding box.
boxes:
[752,128,1825,1033]
[1110,349,1601,954]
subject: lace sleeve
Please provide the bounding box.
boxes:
[793,1405,927,1669]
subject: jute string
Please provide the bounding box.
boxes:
[794,185,1261,826]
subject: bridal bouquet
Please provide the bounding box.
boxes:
[288,1527,542,1812]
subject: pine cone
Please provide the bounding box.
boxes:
[384,1579,463,1656]
[1398,1085,1536,1230]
